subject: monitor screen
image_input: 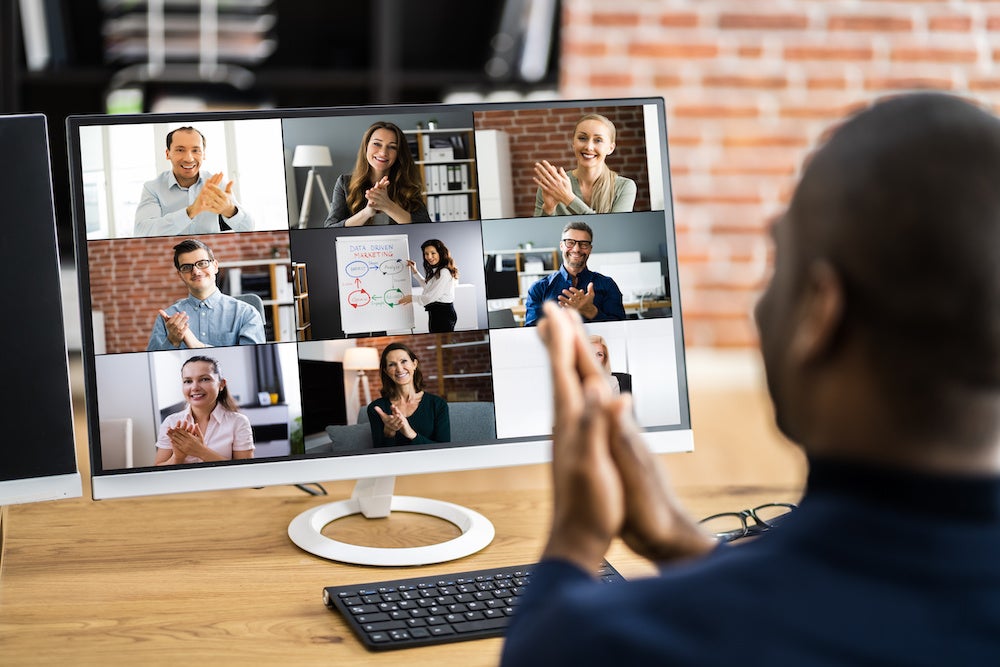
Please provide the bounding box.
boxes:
[0,114,82,506]
[66,97,691,563]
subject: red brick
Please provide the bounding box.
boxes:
[653,74,684,88]
[718,13,809,30]
[807,76,849,90]
[674,192,764,206]
[737,45,764,58]
[629,42,719,59]
[785,45,874,61]
[564,41,610,57]
[667,134,704,147]
[891,47,977,63]
[827,15,913,32]
[721,134,810,149]
[593,12,641,27]
[659,13,699,28]
[588,72,634,88]
[864,75,955,91]
[969,78,1000,91]
[928,15,973,31]
[702,74,788,89]
[779,100,866,119]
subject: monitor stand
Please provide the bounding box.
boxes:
[287,476,495,566]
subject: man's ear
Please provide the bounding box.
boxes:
[790,259,844,364]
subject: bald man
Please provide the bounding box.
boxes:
[502,93,1000,665]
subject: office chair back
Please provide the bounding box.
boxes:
[234,293,266,322]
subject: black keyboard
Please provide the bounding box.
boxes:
[323,559,624,651]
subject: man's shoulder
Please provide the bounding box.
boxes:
[221,292,258,315]
[144,170,172,189]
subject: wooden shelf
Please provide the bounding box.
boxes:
[292,262,311,341]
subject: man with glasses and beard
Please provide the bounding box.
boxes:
[523,221,626,326]
[147,238,265,351]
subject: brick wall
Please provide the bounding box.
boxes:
[90,231,290,354]
[474,105,651,217]
[560,0,1000,347]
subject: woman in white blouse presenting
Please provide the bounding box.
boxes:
[155,355,255,465]
[399,239,459,333]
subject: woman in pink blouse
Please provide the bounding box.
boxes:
[155,355,255,465]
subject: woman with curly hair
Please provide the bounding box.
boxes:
[324,121,430,227]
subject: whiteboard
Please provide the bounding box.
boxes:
[335,234,414,334]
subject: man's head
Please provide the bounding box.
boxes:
[172,238,218,299]
[560,221,594,276]
[755,92,1000,463]
[165,127,206,188]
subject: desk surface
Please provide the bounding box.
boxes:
[0,474,800,666]
[1,358,806,666]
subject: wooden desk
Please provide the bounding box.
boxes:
[1,354,806,666]
[0,473,800,666]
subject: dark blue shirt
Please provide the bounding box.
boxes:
[501,457,1000,666]
[524,265,625,326]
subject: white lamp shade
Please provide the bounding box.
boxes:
[342,346,380,371]
[292,145,333,167]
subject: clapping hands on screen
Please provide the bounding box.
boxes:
[164,418,223,463]
[533,160,574,214]
[374,404,418,441]
[187,172,238,219]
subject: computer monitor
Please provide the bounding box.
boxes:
[66,97,691,566]
[0,114,82,509]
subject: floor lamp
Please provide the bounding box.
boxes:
[343,347,380,417]
[292,145,333,228]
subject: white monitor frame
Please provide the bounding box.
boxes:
[68,97,690,566]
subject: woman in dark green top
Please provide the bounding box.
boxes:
[367,342,450,447]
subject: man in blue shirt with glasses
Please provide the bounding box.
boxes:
[147,238,265,351]
[523,221,625,326]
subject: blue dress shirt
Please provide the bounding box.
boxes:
[147,290,265,351]
[134,170,254,237]
[524,265,626,326]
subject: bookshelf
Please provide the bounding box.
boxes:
[485,246,561,299]
[219,258,295,342]
[405,127,479,222]
[292,262,311,341]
